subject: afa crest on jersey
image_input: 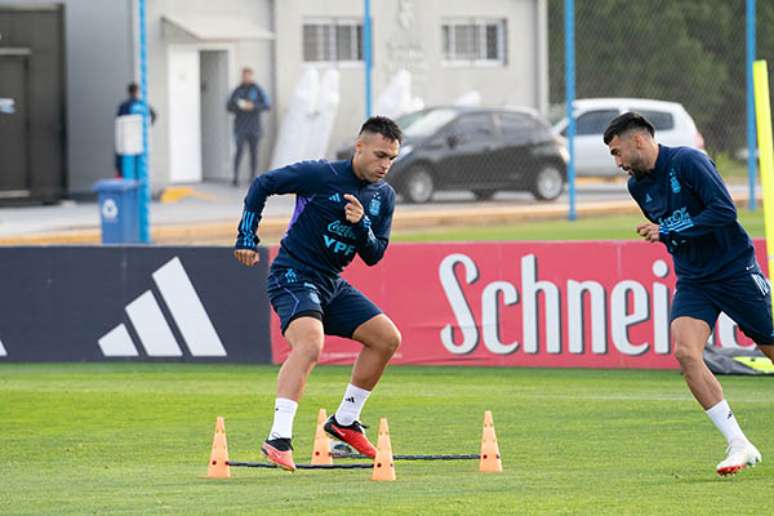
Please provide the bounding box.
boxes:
[669,169,681,194]
[368,196,381,217]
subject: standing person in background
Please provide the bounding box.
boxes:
[227,67,271,186]
[605,112,774,477]
[115,82,156,178]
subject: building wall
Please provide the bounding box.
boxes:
[143,0,275,186]
[274,0,547,157]
[0,0,134,195]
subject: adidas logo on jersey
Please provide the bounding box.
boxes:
[329,193,342,203]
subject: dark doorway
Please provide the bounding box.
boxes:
[0,51,30,196]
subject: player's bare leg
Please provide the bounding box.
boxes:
[277,316,326,400]
[262,316,325,471]
[350,314,401,390]
[325,314,401,458]
[672,317,721,408]
[672,316,760,476]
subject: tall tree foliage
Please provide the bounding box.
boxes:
[548,0,774,153]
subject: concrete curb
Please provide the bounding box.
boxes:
[0,195,757,246]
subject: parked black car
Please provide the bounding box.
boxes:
[336,106,568,203]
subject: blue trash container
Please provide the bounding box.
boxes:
[92,179,141,244]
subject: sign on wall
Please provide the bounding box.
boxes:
[0,246,271,362]
[270,241,766,368]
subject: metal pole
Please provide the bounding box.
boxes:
[565,0,576,221]
[747,0,757,211]
[138,0,150,242]
[364,0,373,118]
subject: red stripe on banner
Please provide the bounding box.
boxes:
[269,240,765,368]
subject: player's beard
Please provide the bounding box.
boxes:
[628,153,649,180]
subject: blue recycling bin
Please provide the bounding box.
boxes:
[93,179,141,244]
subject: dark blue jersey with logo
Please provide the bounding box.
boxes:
[628,145,755,282]
[235,159,395,279]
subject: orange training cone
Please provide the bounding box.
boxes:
[479,410,502,473]
[207,416,231,479]
[311,408,334,465]
[371,417,396,481]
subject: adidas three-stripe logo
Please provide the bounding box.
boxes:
[98,257,226,357]
[329,193,341,203]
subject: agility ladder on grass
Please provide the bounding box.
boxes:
[206,409,502,481]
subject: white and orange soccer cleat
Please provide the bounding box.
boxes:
[261,438,296,472]
[716,440,761,477]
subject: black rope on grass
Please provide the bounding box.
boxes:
[227,461,374,470]
[336,453,480,461]
[228,453,480,470]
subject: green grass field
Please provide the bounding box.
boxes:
[2,364,773,515]
[393,209,765,243]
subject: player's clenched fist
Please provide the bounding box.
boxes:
[343,194,364,224]
[636,222,660,243]
[233,248,260,267]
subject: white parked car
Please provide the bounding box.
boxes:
[552,98,705,177]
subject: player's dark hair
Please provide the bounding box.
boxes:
[359,116,403,144]
[128,82,139,96]
[603,112,655,145]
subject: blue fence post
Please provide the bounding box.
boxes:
[364,0,373,118]
[138,0,151,242]
[565,0,576,221]
[747,0,757,211]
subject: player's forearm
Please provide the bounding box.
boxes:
[661,203,736,240]
[351,216,388,265]
[235,177,273,249]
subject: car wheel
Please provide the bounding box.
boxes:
[472,189,496,201]
[531,165,564,201]
[402,165,435,204]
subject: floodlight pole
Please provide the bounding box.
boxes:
[138,0,150,242]
[565,0,576,221]
[747,0,757,211]
[364,0,373,118]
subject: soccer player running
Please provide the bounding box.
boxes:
[233,116,403,471]
[604,112,774,476]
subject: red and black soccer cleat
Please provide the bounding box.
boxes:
[324,415,377,459]
[261,438,296,472]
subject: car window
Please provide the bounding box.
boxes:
[638,110,675,131]
[499,113,543,144]
[403,109,459,138]
[394,110,425,131]
[575,109,619,136]
[449,113,494,142]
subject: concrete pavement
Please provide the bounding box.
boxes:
[0,180,760,245]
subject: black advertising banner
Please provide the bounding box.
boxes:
[0,246,271,363]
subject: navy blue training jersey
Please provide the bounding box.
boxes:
[235,159,396,278]
[628,145,755,282]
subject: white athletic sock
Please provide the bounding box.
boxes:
[268,398,298,440]
[705,399,748,445]
[334,384,371,426]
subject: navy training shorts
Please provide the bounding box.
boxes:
[671,266,774,345]
[266,264,382,338]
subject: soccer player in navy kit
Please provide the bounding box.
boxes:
[604,112,774,476]
[233,116,403,471]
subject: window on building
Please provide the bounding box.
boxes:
[303,19,363,64]
[441,19,507,66]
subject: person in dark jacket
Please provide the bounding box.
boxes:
[227,67,271,186]
[605,112,774,477]
[233,116,403,472]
